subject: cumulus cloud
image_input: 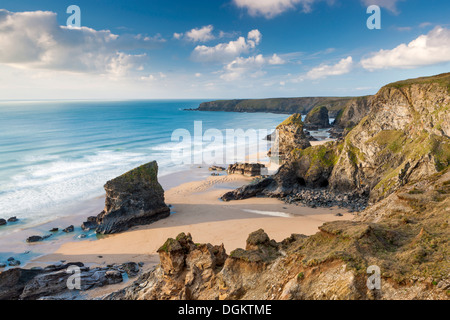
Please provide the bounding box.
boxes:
[221,54,266,81]
[185,25,215,42]
[191,29,262,63]
[0,9,163,75]
[361,27,450,70]
[233,0,318,18]
[220,53,286,81]
[268,54,286,65]
[306,56,353,79]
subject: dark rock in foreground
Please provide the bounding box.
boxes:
[82,161,170,235]
[0,219,6,226]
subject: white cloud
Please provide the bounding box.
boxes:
[192,29,262,63]
[306,56,353,79]
[361,0,405,14]
[185,25,215,42]
[233,0,317,18]
[220,53,285,81]
[361,27,450,70]
[268,54,286,65]
[221,54,266,81]
[173,32,183,40]
[0,9,162,75]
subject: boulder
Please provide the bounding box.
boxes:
[7,217,18,223]
[26,236,43,243]
[0,219,6,226]
[62,225,74,233]
[84,161,170,234]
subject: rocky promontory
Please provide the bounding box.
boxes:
[82,161,170,234]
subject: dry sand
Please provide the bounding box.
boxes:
[30,171,351,270]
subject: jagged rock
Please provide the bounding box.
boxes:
[7,217,18,223]
[63,225,74,233]
[81,216,98,231]
[0,268,45,300]
[226,163,267,177]
[268,114,311,160]
[8,259,21,267]
[83,161,170,235]
[0,219,6,226]
[20,266,123,300]
[49,228,59,232]
[304,106,330,129]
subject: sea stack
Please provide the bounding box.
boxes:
[268,113,311,161]
[304,106,330,129]
[83,161,170,234]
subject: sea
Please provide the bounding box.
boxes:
[0,100,290,233]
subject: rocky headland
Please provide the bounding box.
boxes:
[105,73,449,301]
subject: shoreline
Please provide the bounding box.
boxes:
[28,163,352,268]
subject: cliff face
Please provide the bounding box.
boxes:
[329,74,450,202]
[333,96,372,130]
[196,97,355,117]
[83,161,171,234]
[107,74,450,301]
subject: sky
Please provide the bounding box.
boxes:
[0,0,449,100]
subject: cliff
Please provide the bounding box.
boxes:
[109,171,449,300]
[223,73,450,203]
[194,97,356,117]
[106,73,450,301]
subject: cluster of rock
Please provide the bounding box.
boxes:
[0,261,142,300]
[284,189,368,212]
[226,163,267,177]
[0,217,19,226]
[107,217,450,300]
[82,161,170,235]
[0,257,21,268]
[26,225,75,243]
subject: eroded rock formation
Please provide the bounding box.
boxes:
[82,161,170,234]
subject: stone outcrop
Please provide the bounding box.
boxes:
[108,190,450,301]
[304,106,330,129]
[226,163,267,177]
[268,114,311,160]
[227,73,450,204]
[82,161,170,234]
[0,262,142,300]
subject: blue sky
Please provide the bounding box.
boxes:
[0,0,449,99]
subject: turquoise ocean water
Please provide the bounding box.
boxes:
[0,100,288,229]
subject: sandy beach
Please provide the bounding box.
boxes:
[29,164,351,271]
